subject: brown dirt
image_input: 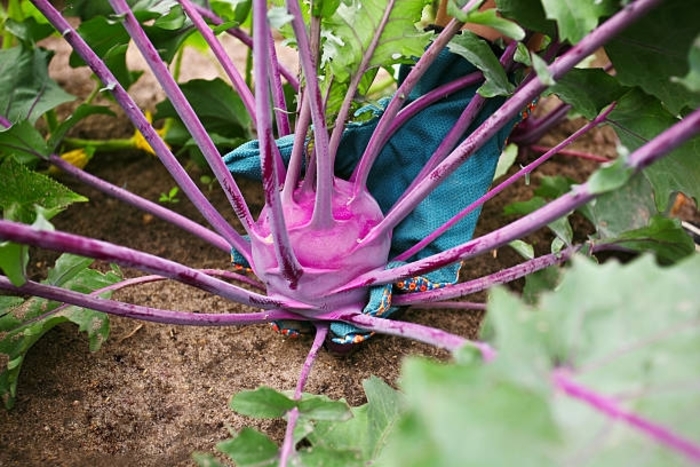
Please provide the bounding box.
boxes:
[0,31,650,467]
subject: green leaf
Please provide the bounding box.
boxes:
[446,4,525,41]
[297,394,352,421]
[230,386,296,418]
[530,52,555,86]
[495,0,557,38]
[211,0,252,24]
[541,0,617,44]
[69,16,140,90]
[216,428,278,467]
[547,68,626,120]
[586,158,633,196]
[1,255,120,408]
[322,0,431,84]
[607,88,700,210]
[604,0,700,115]
[509,239,534,260]
[0,157,88,224]
[448,32,515,97]
[0,119,50,165]
[155,78,252,148]
[585,172,658,238]
[493,143,518,180]
[595,215,695,263]
[0,241,28,287]
[0,46,75,124]
[672,35,700,93]
[47,104,116,151]
[4,17,55,44]
[522,265,561,305]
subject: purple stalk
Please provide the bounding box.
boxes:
[553,368,700,463]
[511,101,571,146]
[267,27,292,137]
[342,96,700,290]
[252,0,303,286]
[392,247,576,306]
[396,42,518,206]
[279,324,329,466]
[107,0,258,238]
[31,0,252,262]
[285,0,333,228]
[0,276,301,326]
[393,105,614,262]
[333,311,495,359]
[283,100,311,201]
[0,219,311,310]
[48,154,231,253]
[192,4,299,91]
[349,14,467,191]
[8,269,264,334]
[177,0,257,121]
[327,0,397,158]
[364,0,664,243]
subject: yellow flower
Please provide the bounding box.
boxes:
[49,148,92,174]
[132,110,169,156]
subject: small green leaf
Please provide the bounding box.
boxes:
[509,239,534,260]
[448,32,515,97]
[672,35,700,93]
[0,119,50,164]
[447,4,525,41]
[530,52,555,86]
[0,157,88,224]
[297,395,352,421]
[541,0,617,44]
[586,158,633,195]
[0,46,75,124]
[547,68,626,120]
[0,242,28,287]
[216,428,278,466]
[230,386,296,418]
[493,143,518,180]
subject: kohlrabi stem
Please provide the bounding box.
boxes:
[192,4,299,91]
[553,368,700,463]
[338,312,495,359]
[393,105,614,262]
[0,276,302,326]
[511,101,571,147]
[31,0,253,262]
[279,324,329,466]
[283,99,311,202]
[178,0,257,121]
[47,154,231,253]
[327,0,397,158]
[350,15,465,192]
[345,93,700,290]
[285,0,333,228]
[252,0,304,286]
[396,42,518,205]
[0,219,311,310]
[393,247,577,306]
[267,27,292,137]
[365,0,663,246]
[107,0,259,238]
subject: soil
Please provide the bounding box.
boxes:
[0,28,689,467]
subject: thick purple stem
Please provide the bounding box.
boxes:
[0,276,301,326]
[344,96,700,290]
[350,16,466,191]
[0,219,310,310]
[285,0,333,228]
[48,155,231,253]
[393,247,576,306]
[365,0,663,243]
[553,368,700,463]
[108,0,258,238]
[178,0,256,121]
[279,324,329,466]
[252,0,304,286]
[192,4,299,91]
[335,312,494,359]
[393,105,614,262]
[31,0,252,262]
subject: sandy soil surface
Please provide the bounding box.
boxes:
[0,26,640,467]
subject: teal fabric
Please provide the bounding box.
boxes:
[224,48,518,345]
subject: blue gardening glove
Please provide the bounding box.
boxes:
[225,48,519,345]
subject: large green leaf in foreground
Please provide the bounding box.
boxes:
[383,254,700,466]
